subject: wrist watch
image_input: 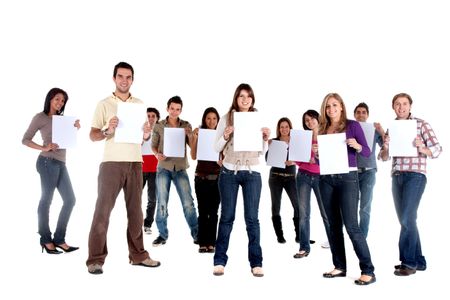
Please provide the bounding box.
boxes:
[102,129,110,136]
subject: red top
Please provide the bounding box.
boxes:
[142,155,158,172]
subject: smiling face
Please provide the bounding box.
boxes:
[167,102,182,119]
[393,96,411,120]
[325,97,343,121]
[278,121,291,137]
[205,112,218,129]
[49,93,66,115]
[147,112,158,126]
[237,89,252,112]
[113,67,133,95]
[354,107,368,122]
[304,114,318,130]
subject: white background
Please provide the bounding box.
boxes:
[2,0,448,299]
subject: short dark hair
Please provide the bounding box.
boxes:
[113,62,134,79]
[167,95,183,108]
[302,109,319,130]
[354,102,369,115]
[147,107,160,121]
[43,87,68,115]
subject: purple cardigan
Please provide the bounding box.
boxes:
[346,120,370,167]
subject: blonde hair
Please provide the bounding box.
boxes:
[318,93,347,134]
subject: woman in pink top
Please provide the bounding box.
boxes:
[294,110,330,258]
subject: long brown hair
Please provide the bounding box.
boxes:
[318,93,347,134]
[276,117,292,139]
[226,83,256,126]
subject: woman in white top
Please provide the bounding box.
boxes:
[212,83,270,277]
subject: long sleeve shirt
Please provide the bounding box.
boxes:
[215,114,268,173]
[345,120,370,168]
[385,116,442,174]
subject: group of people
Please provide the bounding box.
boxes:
[22,61,442,284]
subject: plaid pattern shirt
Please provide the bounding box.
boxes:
[390,116,442,174]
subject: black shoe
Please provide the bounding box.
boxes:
[41,244,62,254]
[355,275,376,286]
[394,265,416,276]
[323,269,346,278]
[395,264,426,271]
[55,244,79,253]
[277,236,286,244]
[152,236,166,247]
[309,240,316,244]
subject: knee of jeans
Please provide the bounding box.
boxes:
[157,205,168,217]
[399,216,416,230]
[182,200,196,214]
[66,198,76,207]
[220,211,235,224]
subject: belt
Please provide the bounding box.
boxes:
[195,174,219,180]
[272,172,295,177]
[358,167,374,173]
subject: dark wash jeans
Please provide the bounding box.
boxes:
[392,171,427,269]
[320,171,375,276]
[296,171,330,252]
[214,167,263,268]
[36,155,76,245]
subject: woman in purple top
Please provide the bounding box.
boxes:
[317,93,376,285]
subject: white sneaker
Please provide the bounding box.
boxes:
[321,241,330,249]
[144,227,152,234]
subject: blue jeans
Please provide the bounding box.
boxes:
[36,155,76,245]
[214,167,263,268]
[155,167,198,240]
[392,171,427,269]
[320,171,375,276]
[358,168,377,238]
[297,171,330,252]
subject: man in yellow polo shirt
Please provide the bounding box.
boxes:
[86,62,161,274]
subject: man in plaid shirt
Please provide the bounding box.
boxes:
[379,92,442,277]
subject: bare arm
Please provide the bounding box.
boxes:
[90,116,118,142]
[24,140,58,152]
[190,128,199,160]
[378,132,390,161]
